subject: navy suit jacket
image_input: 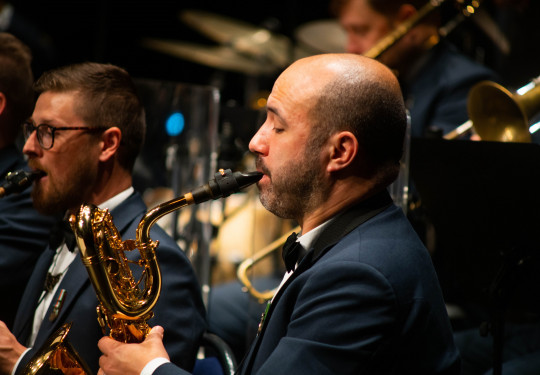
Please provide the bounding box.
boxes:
[403,40,499,137]
[12,192,207,374]
[0,145,56,329]
[154,192,461,375]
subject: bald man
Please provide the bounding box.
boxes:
[97,53,461,375]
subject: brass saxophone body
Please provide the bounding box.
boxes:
[69,169,263,343]
[70,204,161,342]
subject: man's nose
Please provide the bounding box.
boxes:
[22,130,42,157]
[248,125,268,156]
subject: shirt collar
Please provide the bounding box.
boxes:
[97,186,134,211]
[297,217,335,250]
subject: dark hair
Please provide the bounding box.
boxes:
[34,62,146,171]
[308,63,407,187]
[0,32,34,142]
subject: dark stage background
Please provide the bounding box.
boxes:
[10,0,540,102]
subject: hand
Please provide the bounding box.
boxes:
[98,326,169,375]
[0,321,27,374]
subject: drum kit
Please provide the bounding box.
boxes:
[142,9,347,76]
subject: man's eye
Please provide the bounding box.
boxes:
[273,127,284,133]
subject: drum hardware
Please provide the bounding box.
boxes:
[142,9,292,76]
[141,38,279,76]
[294,19,346,54]
[179,10,291,69]
[444,76,540,142]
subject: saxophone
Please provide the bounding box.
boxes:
[22,169,262,374]
[69,168,263,342]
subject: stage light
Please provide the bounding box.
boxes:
[166,112,185,136]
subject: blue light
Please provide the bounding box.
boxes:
[166,112,185,136]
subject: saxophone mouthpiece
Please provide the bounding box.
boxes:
[0,170,44,198]
[191,169,263,204]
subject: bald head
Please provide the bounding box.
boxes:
[286,53,399,87]
[276,53,407,186]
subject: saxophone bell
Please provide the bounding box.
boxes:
[22,322,92,375]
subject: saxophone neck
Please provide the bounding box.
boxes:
[136,196,190,246]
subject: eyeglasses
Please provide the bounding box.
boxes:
[23,121,109,150]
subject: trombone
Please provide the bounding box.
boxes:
[237,226,299,303]
[363,0,479,60]
[364,0,447,59]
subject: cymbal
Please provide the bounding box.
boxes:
[141,38,280,75]
[180,9,291,68]
[295,19,346,54]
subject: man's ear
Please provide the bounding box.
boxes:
[327,131,358,173]
[98,126,122,162]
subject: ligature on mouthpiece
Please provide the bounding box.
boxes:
[190,169,263,204]
[0,170,43,198]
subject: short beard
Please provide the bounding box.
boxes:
[31,161,97,216]
[257,146,328,220]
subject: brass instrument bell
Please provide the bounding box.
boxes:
[468,80,540,143]
[22,323,92,375]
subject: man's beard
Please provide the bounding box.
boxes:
[30,160,97,215]
[256,150,327,220]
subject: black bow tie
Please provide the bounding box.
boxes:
[48,218,76,252]
[281,232,305,272]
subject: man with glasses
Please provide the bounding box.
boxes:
[22,122,110,150]
[0,62,207,375]
[0,32,56,330]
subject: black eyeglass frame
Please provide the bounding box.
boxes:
[23,121,109,150]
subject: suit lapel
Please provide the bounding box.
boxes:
[240,191,393,374]
[108,193,146,233]
[12,247,55,341]
[34,256,91,344]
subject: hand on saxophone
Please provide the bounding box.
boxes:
[0,320,27,374]
[98,326,170,375]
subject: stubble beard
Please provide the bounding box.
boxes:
[256,151,327,221]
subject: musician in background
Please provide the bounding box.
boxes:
[331,0,499,138]
[97,53,460,375]
[0,32,56,329]
[0,62,206,374]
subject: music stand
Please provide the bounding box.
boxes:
[410,138,540,375]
